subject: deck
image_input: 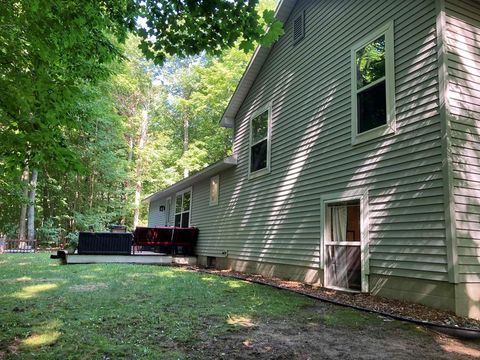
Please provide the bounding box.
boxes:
[56,251,197,266]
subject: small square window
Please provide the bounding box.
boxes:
[351,22,395,144]
[209,175,219,206]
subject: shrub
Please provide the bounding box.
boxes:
[36,219,61,247]
[65,231,79,252]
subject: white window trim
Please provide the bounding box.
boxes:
[248,101,272,180]
[209,175,219,206]
[351,21,396,145]
[175,187,192,227]
[320,189,370,293]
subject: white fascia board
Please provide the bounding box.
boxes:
[220,0,297,128]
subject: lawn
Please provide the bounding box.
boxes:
[0,254,478,359]
[0,254,314,359]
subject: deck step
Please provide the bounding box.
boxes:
[65,254,197,265]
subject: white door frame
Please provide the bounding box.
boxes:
[165,197,171,226]
[175,187,192,227]
[320,189,370,292]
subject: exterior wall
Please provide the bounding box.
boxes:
[147,191,190,228]
[147,199,166,227]
[370,274,456,312]
[445,0,480,284]
[193,0,449,289]
[197,255,321,283]
[142,0,480,318]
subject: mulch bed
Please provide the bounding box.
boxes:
[187,266,480,331]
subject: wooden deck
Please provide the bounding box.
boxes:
[64,253,197,265]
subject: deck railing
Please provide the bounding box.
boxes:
[0,239,37,253]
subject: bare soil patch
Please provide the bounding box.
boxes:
[189,303,480,360]
[68,283,108,292]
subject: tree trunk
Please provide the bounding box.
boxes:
[89,173,95,209]
[133,108,149,228]
[183,114,189,178]
[18,166,29,241]
[27,169,38,242]
[121,135,135,225]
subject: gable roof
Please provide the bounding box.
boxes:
[143,155,237,203]
[220,0,297,128]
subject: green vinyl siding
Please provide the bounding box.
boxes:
[190,0,449,282]
[148,199,166,227]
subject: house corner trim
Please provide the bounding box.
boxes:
[436,0,459,284]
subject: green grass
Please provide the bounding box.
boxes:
[0,254,314,359]
[322,308,384,328]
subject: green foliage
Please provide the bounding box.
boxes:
[0,223,18,240]
[0,0,132,172]
[0,0,282,176]
[149,45,251,186]
[36,219,61,247]
[137,0,283,64]
[0,167,24,233]
[355,35,386,88]
[73,211,116,232]
[0,0,280,232]
[65,232,79,250]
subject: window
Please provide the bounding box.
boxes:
[351,21,395,144]
[249,103,272,178]
[210,175,219,206]
[321,191,369,293]
[175,189,191,227]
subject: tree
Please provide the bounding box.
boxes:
[108,36,156,227]
[152,47,250,179]
[0,0,136,239]
[18,167,29,241]
[0,0,283,174]
[27,170,38,242]
[0,0,283,235]
[137,0,283,63]
[0,0,133,173]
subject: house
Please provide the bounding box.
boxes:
[145,0,480,320]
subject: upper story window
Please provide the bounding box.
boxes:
[209,175,219,206]
[175,188,191,227]
[249,103,272,178]
[351,21,395,145]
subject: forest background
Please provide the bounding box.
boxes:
[0,0,277,246]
